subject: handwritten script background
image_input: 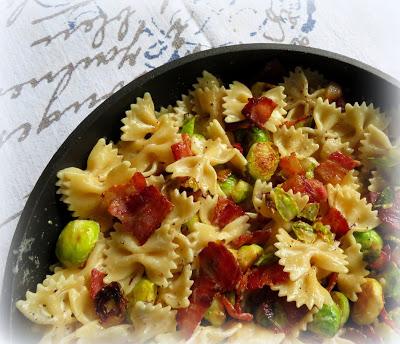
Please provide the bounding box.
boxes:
[0,0,399,289]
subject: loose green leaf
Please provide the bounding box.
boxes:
[292,221,316,243]
[300,203,320,222]
[271,187,299,221]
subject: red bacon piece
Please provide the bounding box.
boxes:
[211,197,245,228]
[321,208,349,238]
[107,175,173,245]
[171,133,193,160]
[379,191,400,231]
[233,142,244,154]
[326,272,338,292]
[315,160,348,185]
[241,96,277,128]
[282,175,327,203]
[218,294,253,321]
[89,268,106,300]
[231,229,272,249]
[199,242,242,291]
[279,153,304,177]
[242,263,289,291]
[328,151,360,170]
[177,275,216,338]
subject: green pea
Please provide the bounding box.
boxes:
[308,303,341,338]
[180,116,196,136]
[55,220,100,268]
[331,291,350,327]
[231,180,253,203]
[292,221,316,244]
[219,174,238,197]
[247,142,279,181]
[353,229,383,262]
[130,277,157,304]
[204,298,226,326]
[271,187,299,222]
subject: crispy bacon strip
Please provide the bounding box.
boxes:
[232,142,244,154]
[199,241,242,291]
[211,197,245,228]
[326,272,338,292]
[171,133,193,160]
[231,229,272,249]
[281,175,327,203]
[89,268,106,300]
[218,294,253,321]
[279,153,304,177]
[95,282,127,327]
[107,173,174,245]
[241,263,289,291]
[241,96,277,128]
[321,208,349,238]
[328,151,360,170]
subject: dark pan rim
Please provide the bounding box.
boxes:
[2,43,399,336]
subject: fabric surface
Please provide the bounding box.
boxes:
[0,0,399,290]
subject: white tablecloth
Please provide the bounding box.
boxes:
[1,0,399,290]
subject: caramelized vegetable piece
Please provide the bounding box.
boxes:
[241,96,277,128]
[300,203,320,222]
[237,244,263,270]
[271,187,299,222]
[309,303,341,337]
[351,278,384,325]
[292,221,316,243]
[247,142,279,181]
[55,220,100,268]
[231,180,253,203]
[204,297,226,326]
[130,277,157,304]
[95,282,127,327]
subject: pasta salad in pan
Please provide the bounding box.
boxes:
[17,67,400,343]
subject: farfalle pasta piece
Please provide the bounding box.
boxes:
[119,115,180,175]
[339,170,361,192]
[159,264,193,309]
[327,184,380,231]
[56,138,135,229]
[223,81,252,123]
[273,125,318,159]
[198,195,218,224]
[313,97,342,134]
[368,171,387,193]
[164,190,201,228]
[166,138,236,195]
[272,229,348,309]
[318,136,354,160]
[252,179,273,218]
[337,230,369,301]
[262,86,287,132]
[104,225,178,287]
[121,92,158,144]
[172,231,194,269]
[207,119,247,171]
[130,302,177,343]
[226,322,285,344]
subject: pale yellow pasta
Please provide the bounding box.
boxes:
[368,170,387,193]
[327,184,380,231]
[318,136,354,160]
[337,230,369,301]
[262,86,287,132]
[164,190,201,228]
[222,81,252,123]
[159,264,193,309]
[252,179,274,218]
[273,125,319,159]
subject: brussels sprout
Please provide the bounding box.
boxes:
[300,203,320,222]
[219,174,238,197]
[231,180,253,203]
[255,245,277,266]
[331,291,350,327]
[292,221,316,244]
[247,142,279,181]
[248,127,271,146]
[55,220,100,268]
[130,277,157,304]
[308,303,341,337]
[313,222,334,244]
[185,214,199,233]
[353,229,383,262]
[237,244,263,270]
[271,187,299,222]
[301,157,318,179]
[351,278,384,325]
[204,297,226,326]
[381,262,400,300]
[180,116,196,136]
[255,302,287,330]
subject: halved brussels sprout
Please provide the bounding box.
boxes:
[204,297,226,326]
[254,245,277,267]
[130,277,157,304]
[353,229,383,262]
[308,303,341,337]
[292,221,316,244]
[237,244,263,270]
[271,187,299,222]
[247,142,279,181]
[231,180,253,203]
[313,222,334,244]
[219,174,238,197]
[299,203,320,222]
[331,291,350,327]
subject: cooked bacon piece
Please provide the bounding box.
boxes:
[369,245,391,271]
[326,272,338,292]
[315,152,359,185]
[95,282,127,327]
[368,191,379,205]
[107,175,173,245]
[241,96,277,128]
[211,197,245,228]
[171,133,193,160]
[131,171,146,191]
[328,151,360,170]
[279,153,304,177]
[199,242,242,291]
[218,294,253,321]
[321,208,349,238]
[281,175,327,203]
[233,142,244,154]
[379,191,400,231]
[177,275,216,338]
[104,172,146,206]
[241,263,289,291]
[90,268,106,300]
[231,229,272,249]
